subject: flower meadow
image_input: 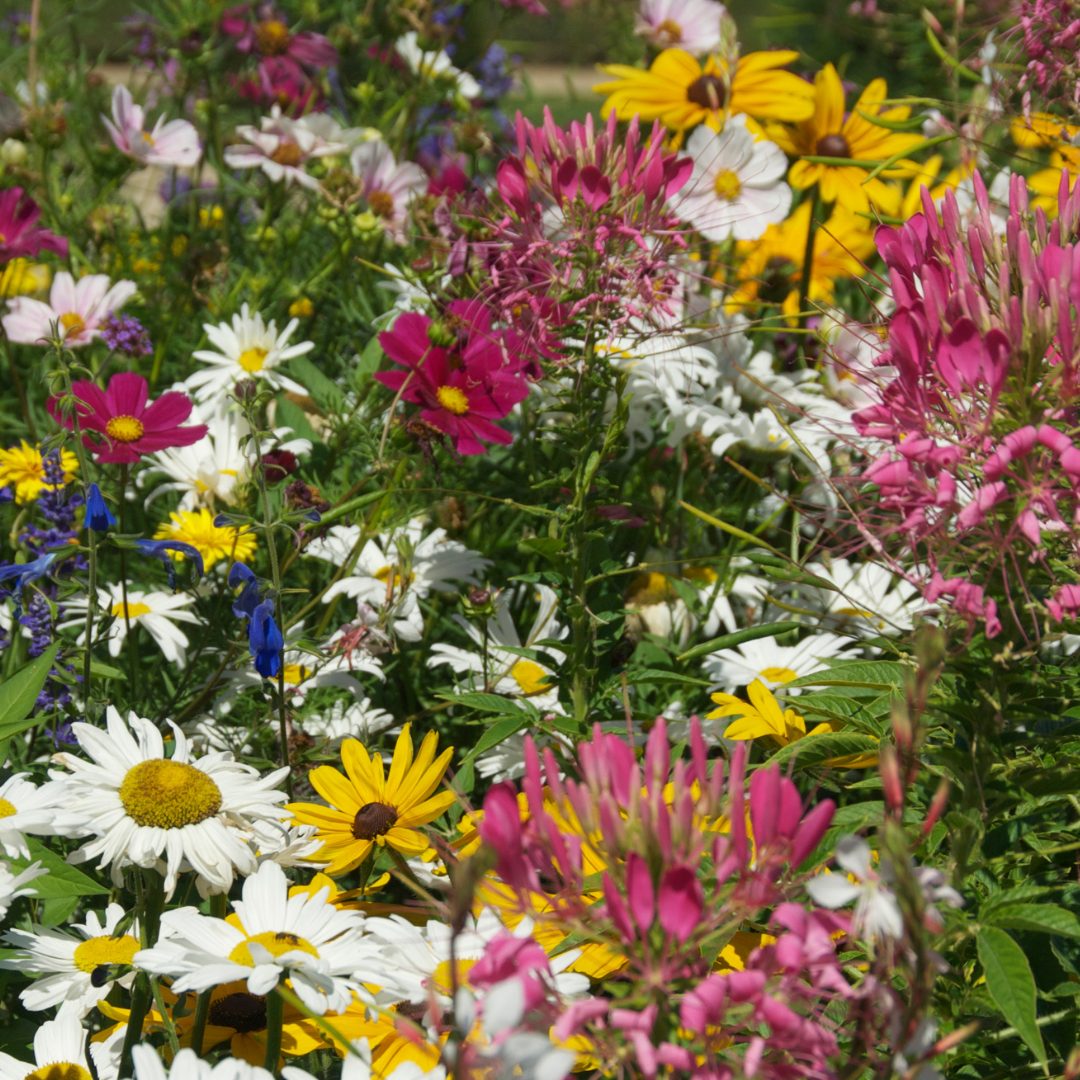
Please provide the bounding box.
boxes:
[4,0,1080,1079]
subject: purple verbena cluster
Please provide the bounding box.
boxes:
[100,314,154,357]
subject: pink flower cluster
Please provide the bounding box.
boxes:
[850,170,1080,638]
[376,299,532,456]
[1017,0,1080,103]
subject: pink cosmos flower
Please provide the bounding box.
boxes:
[350,141,427,242]
[224,106,345,190]
[103,85,201,168]
[0,188,68,263]
[635,0,729,55]
[3,272,137,348]
[223,6,338,67]
[237,56,321,112]
[47,372,207,465]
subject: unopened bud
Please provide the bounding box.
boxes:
[262,450,298,485]
[233,379,259,403]
[880,745,905,814]
[1,138,27,166]
[469,587,491,607]
[920,777,950,837]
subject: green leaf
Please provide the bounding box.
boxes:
[439,692,536,717]
[855,108,928,131]
[984,904,1080,939]
[677,622,802,662]
[977,927,1047,1064]
[625,668,711,687]
[465,715,532,760]
[11,838,108,900]
[89,661,125,681]
[276,396,319,444]
[767,732,880,770]
[518,537,567,562]
[0,645,59,741]
[783,660,912,690]
[287,355,346,411]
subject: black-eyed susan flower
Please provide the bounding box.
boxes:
[770,65,922,214]
[593,48,815,135]
[288,723,456,876]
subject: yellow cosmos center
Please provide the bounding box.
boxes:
[713,169,742,201]
[281,663,311,686]
[657,18,683,40]
[759,666,799,684]
[511,660,550,696]
[270,143,304,168]
[256,19,291,55]
[430,958,476,997]
[118,759,223,829]
[368,190,395,218]
[60,312,85,334]
[436,385,469,415]
[72,934,140,974]
[23,1064,92,1080]
[351,801,398,841]
[229,930,319,966]
[238,347,269,373]
[111,601,152,619]
[106,415,145,443]
[0,799,16,819]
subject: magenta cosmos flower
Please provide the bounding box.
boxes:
[377,307,530,455]
[0,188,68,263]
[3,272,136,348]
[48,372,207,464]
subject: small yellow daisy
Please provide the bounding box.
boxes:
[153,508,256,570]
[0,440,78,504]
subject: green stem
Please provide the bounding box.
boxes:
[263,988,285,1072]
[798,186,822,335]
[189,890,229,1056]
[119,869,165,1078]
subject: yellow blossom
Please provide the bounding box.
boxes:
[0,440,78,503]
[153,508,257,570]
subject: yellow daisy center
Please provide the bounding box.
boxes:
[23,1065,92,1080]
[208,992,268,1033]
[0,799,16,819]
[436,385,470,415]
[351,801,398,841]
[238,347,269,372]
[111,601,152,619]
[118,759,223,829]
[368,190,395,218]
[229,930,319,966]
[683,566,718,584]
[511,660,550,696]
[713,169,742,201]
[430,957,477,997]
[256,19,291,55]
[759,666,799,684]
[106,415,145,443]
[815,133,851,159]
[72,934,140,974]
[59,312,85,334]
[270,143,304,168]
[374,565,414,591]
[282,663,311,686]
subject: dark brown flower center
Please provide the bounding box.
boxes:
[208,992,267,1033]
[352,801,398,840]
[815,133,851,158]
[686,74,727,111]
[368,190,395,217]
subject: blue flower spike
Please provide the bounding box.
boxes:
[249,598,284,679]
[228,562,261,619]
[85,484,117,533]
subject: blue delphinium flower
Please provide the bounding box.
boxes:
[85,483,117,532]
[228,562,260,618]
[249,599,284,679]
[134,539,204,591]
[0,553,58,619]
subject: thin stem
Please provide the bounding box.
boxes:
[27,0,41,107]
[263,988,285,1072]
[189,891,228,1056]
[118,464,139,700]
[797,186,824,365]
[119,869,164,1078]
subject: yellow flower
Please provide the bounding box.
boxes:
[0,259,50,298]
[288,723,457,875]
[1029,148,1080,217]
[0,440,78,504]
[594,48,814,135]
[1011,111,1079,148]
[288,869,391,906]
[289,296,314,318]
[153,508,256,570]
[730,200,876,321]
[770,65,921,215]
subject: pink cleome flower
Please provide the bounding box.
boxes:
[48,372,208,465]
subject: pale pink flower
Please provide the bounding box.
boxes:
[224,107,345,190]
[350,140,427,241]
[102,85,201,168]
[635,0,728,54]
[3,272,137,348]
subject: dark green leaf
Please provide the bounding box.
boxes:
[11,838,108,900]
[768,732,880,770]
[518,537,567,561]
[984,904,1080,939]
[0,645,59,741]
[465,715,532,760]
[784,660,912,690]
[440,692,537,717]
[977,926,1047,1063]
[677,622,802,662]
[625,668,711,687]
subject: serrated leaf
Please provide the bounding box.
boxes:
[0,645,59,740]
[465,715,532,760]
[980,886,1060,916]
[977,927,1047,1064]
[767,732,880,770]
[11,838,108,900]
[677,622,802,663]
[984,904,1080,939]
[439,692,536,717]
[784,660,911,690]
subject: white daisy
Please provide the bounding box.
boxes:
[428,585,566,711]
[224,107,346,190]
[800,559,926,638]
[635,0,728,53]
[350,141,427,242]
[306,520,491,642]
[395,32,481,99]
[0,858,47,919]
[252,821,325,869]
[353,908,587,1012]
[133,1045,277,1080]
[143,401,312,510]
[1,902,140,1015]
[51,707,290,898]
[298,698,395,749]
[186,303,314,405]
[0,1012,93,1080]
[673,119,792,242]
[60,583,200,667]
[0,772,84,858]
[134,860,366,1014]
[702,632,858,695]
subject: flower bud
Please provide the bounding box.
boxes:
[0,138,27,166]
